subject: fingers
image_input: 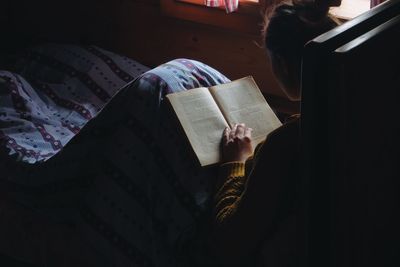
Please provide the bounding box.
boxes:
[223,123,252,143]
[223,127,230,144]
[235,123,245,137]
[229,124,237,140]
[244,127,253,139]
[221,123,254,163]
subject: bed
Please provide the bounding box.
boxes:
[0,43,230,267]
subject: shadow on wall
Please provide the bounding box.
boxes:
[3,0,118,50]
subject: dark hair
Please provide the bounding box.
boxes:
[264,0,340,66]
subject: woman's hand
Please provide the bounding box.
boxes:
[221,123,253,163]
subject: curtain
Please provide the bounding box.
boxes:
[205,0,239,13]
[371,0,386,8]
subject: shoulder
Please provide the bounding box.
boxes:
[267,116,300,146]
[252,116,300,162]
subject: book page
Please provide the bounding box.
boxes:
[209,76,282,148]
[166,87,229,167]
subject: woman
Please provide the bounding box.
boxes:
[211,0,341,266]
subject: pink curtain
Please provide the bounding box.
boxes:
[205,0,239,13]
[371,0,386,8]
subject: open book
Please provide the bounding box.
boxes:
[166,76,282,167]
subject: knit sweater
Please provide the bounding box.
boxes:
[212,117,300,266]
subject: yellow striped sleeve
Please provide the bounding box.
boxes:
[214,161,246,225]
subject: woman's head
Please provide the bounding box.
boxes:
[264,0,340,101]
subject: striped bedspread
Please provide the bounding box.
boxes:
[0,44,149,163]
[0,44,231,267]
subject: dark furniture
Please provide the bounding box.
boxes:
[300,0,400,266]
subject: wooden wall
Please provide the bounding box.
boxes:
[111,0,299,113]
[3,0,299,114]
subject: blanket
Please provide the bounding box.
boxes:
[0,44,149,164]
[0,44,230,267]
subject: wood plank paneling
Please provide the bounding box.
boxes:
[111,0,291,102]
[3,0,297,114]
[160,0,265,34]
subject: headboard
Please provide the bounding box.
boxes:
[300,0,400,266]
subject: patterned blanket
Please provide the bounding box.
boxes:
[0,44,149,164]
[0,44,230,267]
